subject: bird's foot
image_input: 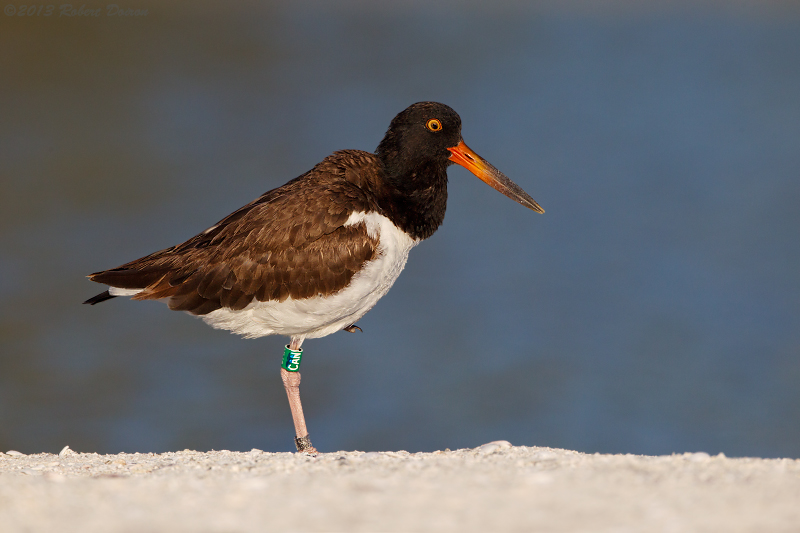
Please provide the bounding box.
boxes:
[295,435,318,456]
[343,324,362,333]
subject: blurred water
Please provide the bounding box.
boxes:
[1,1,799,457]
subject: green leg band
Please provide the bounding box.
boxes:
[282,345,303,372]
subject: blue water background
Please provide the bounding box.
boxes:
[1,2,799,457]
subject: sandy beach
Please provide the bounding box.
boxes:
[1,442,798,532]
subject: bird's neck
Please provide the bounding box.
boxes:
[379,158,449,241]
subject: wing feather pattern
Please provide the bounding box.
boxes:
[87,151,384,315]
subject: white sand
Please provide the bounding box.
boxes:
[1,442,799,532]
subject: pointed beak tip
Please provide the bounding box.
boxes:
[449,141,545,215]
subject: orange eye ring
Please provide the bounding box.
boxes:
[426,118,443,132]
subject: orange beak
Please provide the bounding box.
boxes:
[448,140,544,214]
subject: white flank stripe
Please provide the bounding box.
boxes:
[108,287,144,297]
[201,211,419,339]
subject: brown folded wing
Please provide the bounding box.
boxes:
[88,152,382,315]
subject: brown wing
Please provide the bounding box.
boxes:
[87,151,383,315]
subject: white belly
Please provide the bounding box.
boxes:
[200,211,418,340]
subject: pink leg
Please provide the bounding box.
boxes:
[281,337,317,454]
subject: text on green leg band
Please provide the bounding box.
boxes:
[282,345,303,372]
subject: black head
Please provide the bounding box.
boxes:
[377,101,544,214]
[376,101,462,177]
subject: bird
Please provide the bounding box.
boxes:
[84,101,544,454]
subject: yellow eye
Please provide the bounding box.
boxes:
[426,118,443,132]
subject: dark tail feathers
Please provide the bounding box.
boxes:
[84,290,117,305]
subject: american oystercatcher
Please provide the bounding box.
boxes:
[85,102,544,453]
